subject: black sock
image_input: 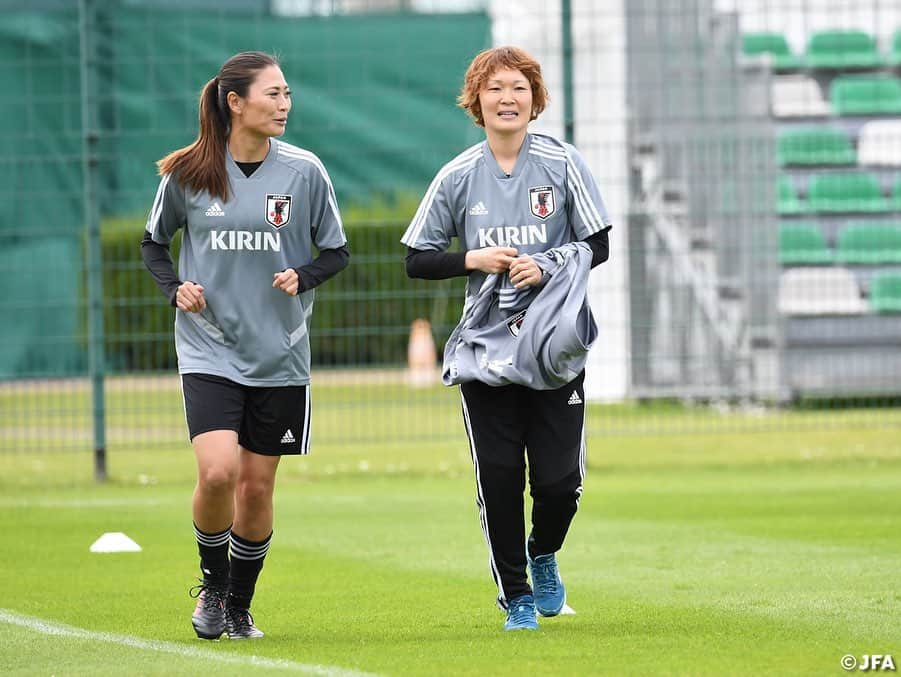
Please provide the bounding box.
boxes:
[228,531,272,610]
[193,522,231,588]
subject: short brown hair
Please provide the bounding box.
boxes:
[457,46,548,127]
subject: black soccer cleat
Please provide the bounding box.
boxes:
[225,605,264,639]
[189,581,227,640]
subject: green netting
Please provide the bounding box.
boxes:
[0,237,82,378]
[108,8,491,215]
[0,6,490,379]
[0,9,83,378]
[0,10,82,239]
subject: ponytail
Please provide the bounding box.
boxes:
[156,52,279,200]
[156,76,230,200]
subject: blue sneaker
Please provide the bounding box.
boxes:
[504,594,538,631]
[528,552,566,617]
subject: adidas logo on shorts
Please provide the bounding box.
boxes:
[205,202,225,217]
[281,429,295,444]
[567,391,582,405]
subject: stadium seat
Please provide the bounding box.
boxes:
[742,32,805,70]
[779,223,833,264]
[806,29,886,69]
[870,272,901,313]
[857,120,901,166]
[806,172,890,213]
[778,176,805,215]
[776,127,855,166]
[778,267,867,315]
[771,76,831,117]
[834,222,901,264]
[830,75,901,116]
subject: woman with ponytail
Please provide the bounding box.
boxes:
[141,51,349,640]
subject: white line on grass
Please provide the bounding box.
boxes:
[0,609,378,677]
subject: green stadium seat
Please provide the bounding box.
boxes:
[830,76,901,116]
[807,172,890,213]
[779,223,833,264]
[834,223,901,264]
[778,176,805,215]
[777,127,855,166]
[806,29,886,68]
[870,272,901,313]
[742,32,805,70]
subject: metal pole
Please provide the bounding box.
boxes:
[79,0,107,482]
[561,0,575,144]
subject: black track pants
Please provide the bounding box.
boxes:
[460,371,586,608]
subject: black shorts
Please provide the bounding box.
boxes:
[181,373,311,456]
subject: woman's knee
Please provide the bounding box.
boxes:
[235,476,275,509]
[197,464,238,494]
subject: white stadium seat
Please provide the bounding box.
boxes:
[771,76,831,118]
[778,267,867,315]
[857,120,901,167]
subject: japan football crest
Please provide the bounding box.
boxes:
[506,309,527,337]
[529,186,555,220]
[265,193,292,229]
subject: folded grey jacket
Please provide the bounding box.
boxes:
[442,241,598,390]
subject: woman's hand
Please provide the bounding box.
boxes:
[508,254,543,289]
[465,247,518,274]
[273,268,300,296]
[175,281,206,312]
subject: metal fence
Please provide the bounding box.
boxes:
[2,0,901,463]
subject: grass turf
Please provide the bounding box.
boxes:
[1,414,900,675]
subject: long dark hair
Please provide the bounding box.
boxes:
[156,51,279,201]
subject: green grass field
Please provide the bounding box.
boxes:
[1,382,900,675]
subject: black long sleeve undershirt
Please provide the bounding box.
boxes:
[140,230,182,305]
[140,229,350,306]
[404,227,610,280]
[293,246,350,291]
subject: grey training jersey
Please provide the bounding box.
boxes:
[442,242,597,389]
[401,132,612,300]
[146,139,346,386]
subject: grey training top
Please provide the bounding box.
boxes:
[145,139,347,386]
[400,132,612,301]
[442,242,598,389]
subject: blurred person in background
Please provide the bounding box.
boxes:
[402,46,611,631]
[141,51,349,640]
